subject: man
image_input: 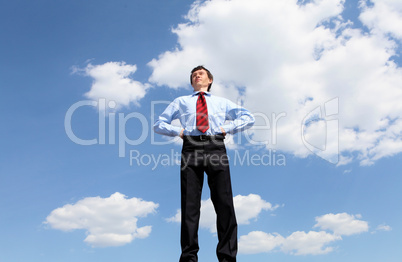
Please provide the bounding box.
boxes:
[153,66,255,262]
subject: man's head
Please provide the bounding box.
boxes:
[190,65,213,92]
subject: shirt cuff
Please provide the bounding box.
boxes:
[171,126,183,137]
[221,123,234,134]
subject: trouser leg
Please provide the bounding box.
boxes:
[206,143,237,262]
[180,149,204,262]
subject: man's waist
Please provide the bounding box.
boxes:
[183,134,225,141]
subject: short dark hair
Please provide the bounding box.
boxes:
[190,65,213,91]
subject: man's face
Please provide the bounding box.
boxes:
[191,69,212,91]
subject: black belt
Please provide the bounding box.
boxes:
[183,134,225,141]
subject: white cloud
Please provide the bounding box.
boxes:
[74,61,150,109]
[44,192,158,247]
[238,231,284,254]
[233,194,278,225]
[359,0,402,39]
[281,230,342,255]
[373,223,392,233]
[314,212,369,236]
[166,209,181,223]
[167,194,278,233]
[147,0,402,165]
[239,230,342,255]
[239,212,369,255]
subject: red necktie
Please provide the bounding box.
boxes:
[196,92,209,133]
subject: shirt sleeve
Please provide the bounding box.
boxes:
[221,99,255,135]
[153,99,183,137]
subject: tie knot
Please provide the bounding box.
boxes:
[198,92,205,96]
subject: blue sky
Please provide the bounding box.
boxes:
[1,0,402,261]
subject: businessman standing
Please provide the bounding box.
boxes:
[153,66,255,262]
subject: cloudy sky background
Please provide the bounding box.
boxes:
[1,0,401,261]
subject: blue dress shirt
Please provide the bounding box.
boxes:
[153,91,255,137]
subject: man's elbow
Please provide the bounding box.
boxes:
[249,115,256,127]
[153,121,162,134]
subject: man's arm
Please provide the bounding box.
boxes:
[220,100,255,135]
[153,99,183,137]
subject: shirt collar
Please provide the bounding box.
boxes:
[192,91,211,97]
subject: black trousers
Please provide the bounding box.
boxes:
[179,137,237,262]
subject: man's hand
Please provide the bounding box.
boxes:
[220,127,226,136]
[179,129,184,139]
